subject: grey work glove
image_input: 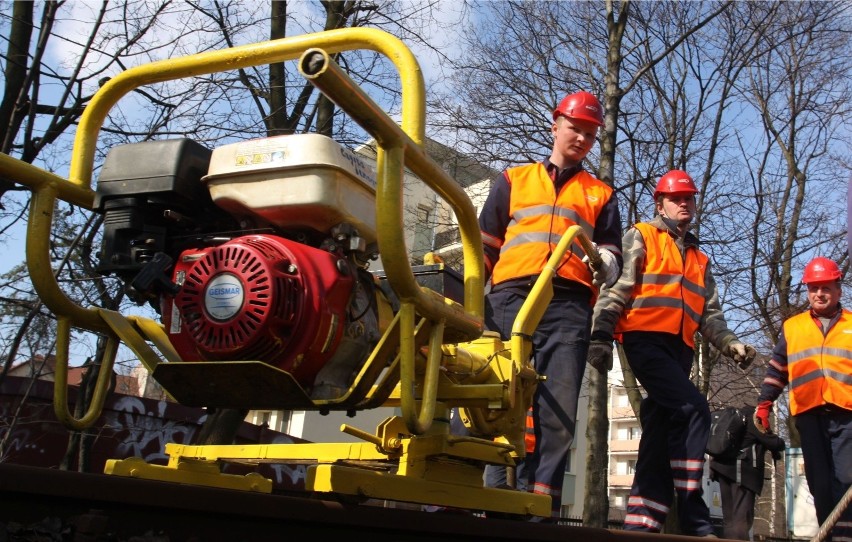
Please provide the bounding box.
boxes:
[726,341,757,370]
[582,244,620,288]
[587,340,613,372]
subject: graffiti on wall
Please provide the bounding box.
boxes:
[0,376,309,490]
[110,395,200,464]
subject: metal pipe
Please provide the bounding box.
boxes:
[0,153,94,208]
[340,423,383,447]
[52,317,118,430]
[299,47,484,334]
[69,27,427,190]
[27,189,106,331]
[511,225,597,366]
[399,311,445,434]
[811,484,852,542]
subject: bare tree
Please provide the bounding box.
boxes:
[431,0,850,532]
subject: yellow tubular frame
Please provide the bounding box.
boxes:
[298,48,486,433]
[2,27,485,432]
[511,225,599,364]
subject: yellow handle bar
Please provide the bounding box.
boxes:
[298,48,487,434]
[52,317,118,430]
[511,225,599,368]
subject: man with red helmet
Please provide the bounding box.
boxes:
[754,257,851,541]
[587,169,756,537]
[468,90,622,520]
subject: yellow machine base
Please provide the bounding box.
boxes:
[105,456,272,493]
[308,463,550,517]
[104,430,551,518]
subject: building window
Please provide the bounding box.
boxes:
[616,423,641,440]
[616,459,638,475]
[614,390,630,408]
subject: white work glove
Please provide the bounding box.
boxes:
[726,341,757,370]
[583,244,619,288]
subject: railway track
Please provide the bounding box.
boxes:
[0,463,729,542]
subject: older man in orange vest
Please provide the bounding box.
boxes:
[754,257,851,541]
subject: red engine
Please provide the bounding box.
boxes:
[162,234,354,388]
[95,135,386,398]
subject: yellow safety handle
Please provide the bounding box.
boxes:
[398,303,446,434]
[52,317,119,430]
[69,28,428,190]
[511,225,599,365]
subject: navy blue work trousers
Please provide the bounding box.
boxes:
[483,284,591,517]
[796,405,852,541]
[621,331,713,537]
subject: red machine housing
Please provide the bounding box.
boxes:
[162,234,354,388]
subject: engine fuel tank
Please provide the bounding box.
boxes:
[203,134,378,243]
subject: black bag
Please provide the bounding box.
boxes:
[706,407,747,460]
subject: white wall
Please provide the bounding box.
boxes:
[786,448,819,538]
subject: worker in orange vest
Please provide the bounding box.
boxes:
[754,257,851,541]
[471,90,623,520]
[588,169,756,537]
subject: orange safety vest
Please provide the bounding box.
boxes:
[615,222,708,347]
[490,163,614,289]
[783,310,852,416]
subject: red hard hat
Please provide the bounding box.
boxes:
[653,169,699,199]
[801,257,842,284]
[553,91,604,126]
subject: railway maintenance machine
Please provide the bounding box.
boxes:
[1,28,601,519]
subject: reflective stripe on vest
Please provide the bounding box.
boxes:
[490,163,614,288]
[783,310,852,415]
[615,222,708,347]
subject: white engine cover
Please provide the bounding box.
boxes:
[203,134,378,243]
